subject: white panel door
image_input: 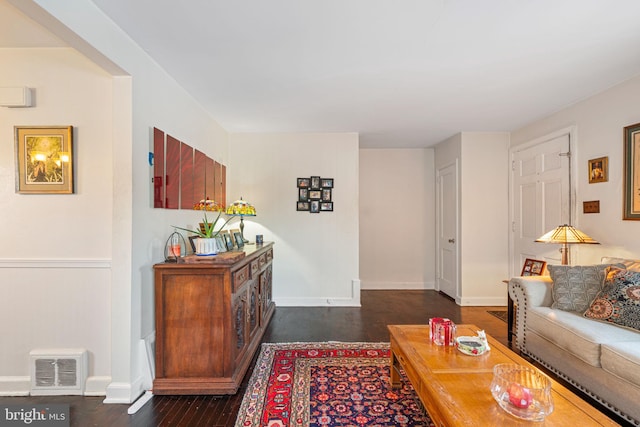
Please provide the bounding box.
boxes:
[511,133,570,275]
[436,162,458,299]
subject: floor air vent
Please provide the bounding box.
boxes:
[29,349,88,395]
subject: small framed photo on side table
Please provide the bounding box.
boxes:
[521,258,547,276]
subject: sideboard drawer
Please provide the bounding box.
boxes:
[258,254,267,270]
[250,260,260,278]
[233,265,249,292]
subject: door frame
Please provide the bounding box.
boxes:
[508,126,577,276]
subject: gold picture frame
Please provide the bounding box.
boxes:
[15,126,74,194]
[624,122,640,220]
[588,156,608,184]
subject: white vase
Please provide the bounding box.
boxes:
[195,237,218,255]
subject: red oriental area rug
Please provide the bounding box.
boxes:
[235,342,433,427]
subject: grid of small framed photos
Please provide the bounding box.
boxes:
[297,176,334,213]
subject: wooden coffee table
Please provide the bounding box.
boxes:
[388,324,617,426]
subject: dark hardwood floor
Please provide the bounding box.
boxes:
[0,290,624,426]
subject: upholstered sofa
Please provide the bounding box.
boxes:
[509,257,640,425]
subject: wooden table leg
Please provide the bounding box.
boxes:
[390,349,401,388]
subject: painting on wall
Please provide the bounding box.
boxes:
[14,126,74,194]
[588,156,608,184]
[624,122,640,220]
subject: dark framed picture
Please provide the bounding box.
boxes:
[310,176,321,190]
[320,202,333,211]
[14,125,74,194]
[588,156,608,184]
[188,236,198,253]
[223,233,234,251]
[321,178,334,188]
[521,258,547,276]
[310,200,320,213]
[297,201,310,211]
[309,190,321,200]
[624,122,640,220]
[299,188,308,201]
[234,232,245,248]
[297,177,310,188]
[322,189,332,201]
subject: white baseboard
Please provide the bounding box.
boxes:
[84,376,111,396]
[103,377,145,404]
[0,375,110,396]
[458,296,507,306]
[275,279,361,307]
[360,281,435,290]
[0,376,29,396]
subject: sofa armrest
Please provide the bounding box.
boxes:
[508,276,553,350]
[509,276,553,308]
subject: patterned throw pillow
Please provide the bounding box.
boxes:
[584,269,640,332]
[548,264,611,312]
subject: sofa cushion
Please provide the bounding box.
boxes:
[601,341,640,388]
[548,264,611,312]
[584,268,640,332]
[527,306,640,367]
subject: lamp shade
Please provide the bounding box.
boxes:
[226,198,256,216]
[535,224,599,265]
[535,224,599,245]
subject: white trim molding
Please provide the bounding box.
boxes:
[0,258,111,269]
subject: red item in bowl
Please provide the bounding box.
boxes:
[507,383,533,408]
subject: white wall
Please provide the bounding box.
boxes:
[359,148,435,289]
[435,132,510,306]
[228,133,360,306]
[6,0,229,403]
[0,47,113,395]
[511,74,640,262]
[459,132,510,305]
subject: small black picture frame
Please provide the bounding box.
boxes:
[322,188,332,201]
[310,200,320,213]
[223,233,234,251]
[309,190,321,200]
[321,178,334,188]
[297,201,310,211]
[188,236,198,253]
[234,231,245,248]
[320,202,333,211]
[299,188,308,201]
[297,177,310,188]
[310,176,321,190]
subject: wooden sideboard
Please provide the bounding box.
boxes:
[153,242,274,395]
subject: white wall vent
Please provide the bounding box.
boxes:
[29,349,88,396]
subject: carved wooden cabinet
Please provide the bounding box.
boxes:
[153,242,274,394]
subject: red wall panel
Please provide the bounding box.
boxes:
[180,142,194,209]
[165,135,181,209]
[194,150,207,204]
[153,128,165,208]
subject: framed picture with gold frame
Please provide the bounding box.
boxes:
[521,258,546,276]
[15,126,74,194]
[588,156,608,184]
[624,122,640,220]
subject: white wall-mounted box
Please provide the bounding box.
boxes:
[0,87,33,107]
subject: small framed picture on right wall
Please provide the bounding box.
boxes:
[588,156,608,183]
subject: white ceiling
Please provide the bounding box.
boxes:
[7,1,640,148]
